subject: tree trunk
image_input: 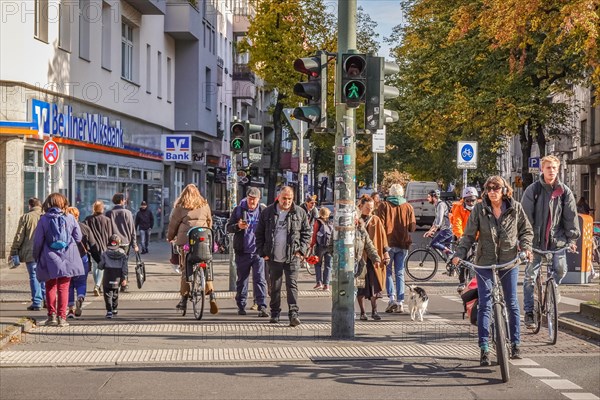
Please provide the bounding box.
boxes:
[267,94,285,204]
[520,119,534,188]
[536,124,547,158]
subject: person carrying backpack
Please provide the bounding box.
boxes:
[32,193,85,327]
[310,207,333,290]
[521,155,580,329]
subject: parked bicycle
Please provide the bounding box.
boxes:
[529,247,573,344]
[405,239,475,281]
[212,216,230,254]
[458,253,527,383]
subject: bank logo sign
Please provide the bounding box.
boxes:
[162,135,191,162]
[31,99,124,148]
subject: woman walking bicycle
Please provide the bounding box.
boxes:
[452,176,533,367]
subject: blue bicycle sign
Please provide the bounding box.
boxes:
[461,145,474,161]
[457,141,478,169]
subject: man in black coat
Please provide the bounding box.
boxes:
[255,186,312,327]
[135,201,154,254]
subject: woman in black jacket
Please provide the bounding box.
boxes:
[84,200,112,296]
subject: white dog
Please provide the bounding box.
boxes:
[407,285,429,322]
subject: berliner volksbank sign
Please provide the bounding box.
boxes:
[31,99,124,148]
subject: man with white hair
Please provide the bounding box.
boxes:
[377,183,417,313]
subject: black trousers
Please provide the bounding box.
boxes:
[103,268,122,312]
[267,259,300,317]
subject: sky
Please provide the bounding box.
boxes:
[357,0,405,58]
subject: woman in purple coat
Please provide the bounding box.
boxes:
[33,193,85,327]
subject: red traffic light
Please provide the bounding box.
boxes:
[293,57,321,77]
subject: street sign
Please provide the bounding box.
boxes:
[299,163,308,174]
[162,134,191,162]
[283,108,304,137]
[372,127,386,153]
[528,157,540,173]
[238,177,249,184]
[457,141,478,169]
[43,140,59,165]
[248,153,262,163]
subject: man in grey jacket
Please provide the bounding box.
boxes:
[9,198,45,310]
[521,155,580,328]
[106,193,138,292]
[255,186,311,326]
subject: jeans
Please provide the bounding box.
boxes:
[523,250,568,312]
[386,247,408,303]
[26,262,46,307]
[46,277,71,319]
[91,258,104,288]
[139,229,150,252]
[315,252,332,285]
[476,266,520,347]
[68,255,89,306]
[268,259,300,317]
[431,228,453,253]
[235,253,267,310]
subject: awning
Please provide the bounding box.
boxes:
[567,152,600,165]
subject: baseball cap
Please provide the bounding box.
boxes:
[108,234,121,249]
[141,201,147,206]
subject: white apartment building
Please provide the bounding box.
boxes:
[0,0,225,256]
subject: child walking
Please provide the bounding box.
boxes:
[99,234,128,318]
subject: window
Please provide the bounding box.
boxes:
[193,171,201,187]
[121,22,134,81]
[108,166,117,178]
[97,163,108,177]
[87,164,96,176]
[79,0,90,60]
[75,163,86,176]
[146,44,152,93]
[205,67,212,110]
[34,0,49,42]
[58,0,71,51]
[131,169,142,180]
[592,97,599,145]
[23,149,45,210]
[119,167,130,179]
[167,57,172,103]
[157,51,162,99]
[580,119,588,146]
[582,174,590,202]
[174,168,185,198]
[101,1,111,69]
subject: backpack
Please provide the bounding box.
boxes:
[315,219,333,255]
[46,214,71,250]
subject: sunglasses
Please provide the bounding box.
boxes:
[464,198,476,204]
[486,185,503,192]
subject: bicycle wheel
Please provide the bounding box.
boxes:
[532,277,542,334]
[191,267,206,320]
[304,260,315,276]
[405,249,438,281]
[493,302,510,383]
[545,279,558,345]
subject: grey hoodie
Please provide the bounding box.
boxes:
[98,247,129,280]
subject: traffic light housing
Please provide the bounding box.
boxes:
[230,121,245,154]
[292,51,328,130]
[365,56,400,131]
[341,53,367,108]
[245,122,263,164]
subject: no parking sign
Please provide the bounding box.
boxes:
[43,140,60,165]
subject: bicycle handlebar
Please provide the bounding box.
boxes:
[458,252,528,271]
[532,246,577,255]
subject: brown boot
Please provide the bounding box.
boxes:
[205,281,214,295]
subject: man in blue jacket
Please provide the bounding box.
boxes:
[227,187,268,317]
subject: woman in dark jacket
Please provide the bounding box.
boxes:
[452,176,533,366]
[33,193,85,327]
[84,200,112,296]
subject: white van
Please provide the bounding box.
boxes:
[405,181,438,227]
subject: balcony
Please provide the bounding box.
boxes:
[123,0,166,15]
[233,63,256,83]
[165,0,201,41]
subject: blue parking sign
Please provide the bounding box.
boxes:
[528,157,540,173]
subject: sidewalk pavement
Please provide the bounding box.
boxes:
[1,240,599,349]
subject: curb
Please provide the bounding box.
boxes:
[0,318,37,349]
[558,314,600,341]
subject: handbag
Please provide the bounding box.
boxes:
[169,243,180,265]
[135,251,146,289]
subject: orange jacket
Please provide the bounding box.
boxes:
[451,200,472,238]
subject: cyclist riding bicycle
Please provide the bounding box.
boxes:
[451,187,479,293]
[423,189,453,257]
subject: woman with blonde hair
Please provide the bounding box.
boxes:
[167,184,217,314]
[356,195,390,320]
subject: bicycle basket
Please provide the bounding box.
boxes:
[187,227,213,263]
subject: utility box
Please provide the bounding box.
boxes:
[564,214,594,284]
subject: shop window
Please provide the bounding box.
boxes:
[119,168,130,179]
[174,168,185,198]
[87,164,96,176]
[97,164,108,177]
[24,149,37,167]
[143,170,150,180]
[132,169,142,180]
[76,163,86,176]
[109,166,117,178]
[97,181,117,210]
[75,180,96,219]
[153,171,161,181]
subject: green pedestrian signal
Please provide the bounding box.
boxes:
[231,138,244,151]
[344,81,364,100]
[340,53,367,108]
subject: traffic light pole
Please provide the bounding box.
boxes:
[227,156,238,291]
[332,0,357,339]
[298,107,305,202]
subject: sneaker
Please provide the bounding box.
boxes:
[313,283,323,290]
[210,298,219,315]
[457,283,466,293]
[511,343,522,359]
[395,303,405,313]
[322,285,330,291]
[524,311,535,329]
[112,310,118,316]
[67,309,75,319]
[250,303,259,311]
[269,315,280,323]
[27,305,41,311]
[371,312,382,321]
[57,317,69,327]
[237,309,247,316]
[176,296,187,310]
[385,302,397,313]
[359,313,368,321]
[105,311,113,319]
[44,314,58,326]
[257,308,269,318]
[93,286,101,297]
[75,297,84,317]
[289,314,301,327]
[480,349,491,366]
